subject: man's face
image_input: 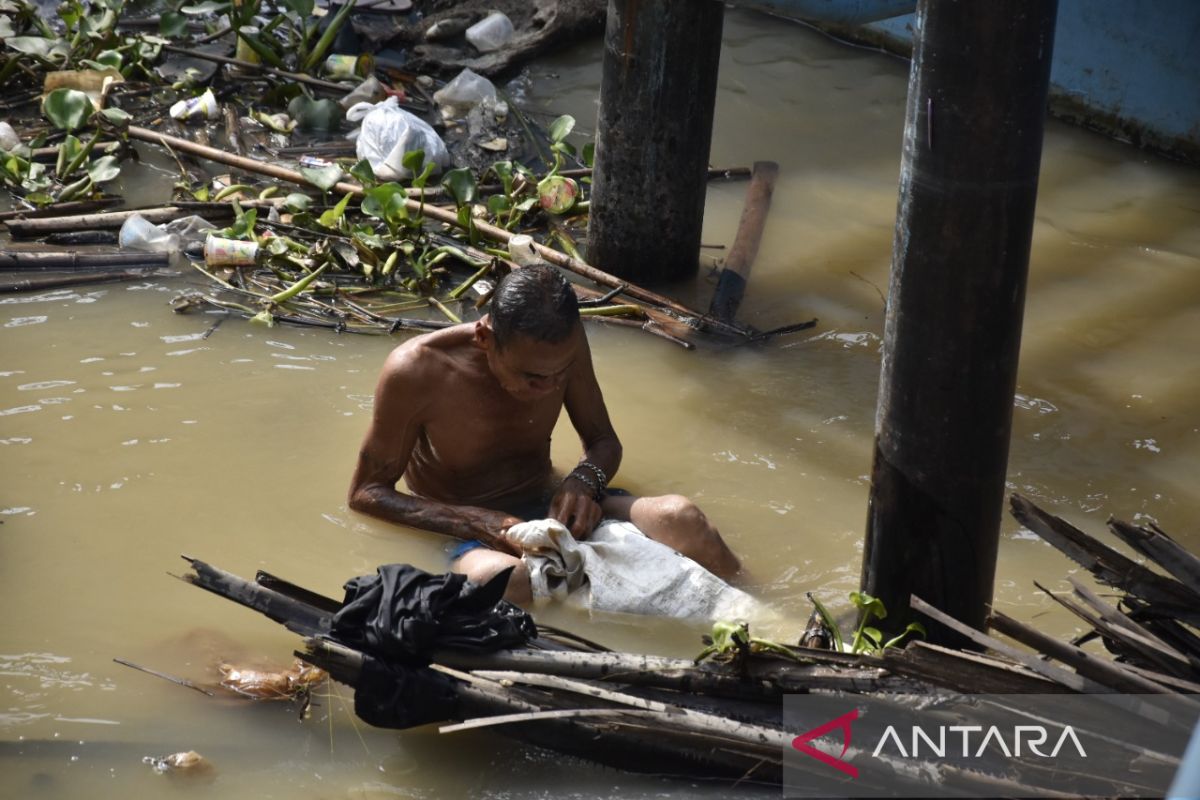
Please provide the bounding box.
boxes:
[482,324,580,402]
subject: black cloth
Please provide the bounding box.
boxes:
[331,564,535,665]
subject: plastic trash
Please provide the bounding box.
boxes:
[118,214,180,253]
[169,88,219,122]
[162,215,216,249]
[507,234,546,267]
[339,75,388,110]
[432,68,496,116]
[0,121,19,152]
[204,234,258,266]
[465,11,515,53]
[234,26,261,65]
[346,96,450,180]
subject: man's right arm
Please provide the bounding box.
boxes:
[347,348,522,556]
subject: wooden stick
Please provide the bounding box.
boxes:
[5,206,227,237]
[0,198,122,222]
[708,160,779,322]
[1106,517,1200,595]
[126,126,749,339]
[987,610,1178,695]
[910,594,1106,693]
[113,657,214,697]
[440,707,657,733]
[161,44,358,96]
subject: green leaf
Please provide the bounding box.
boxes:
[401,149,425,176]
[582,142,595,168]
[99,107,132,127]
[849,590,887,621]
[348,158,375,186]
[87,155,121,183]
[6,36,68,62]
[318,191,353,228]
[280,0,314,18]
[43,88,95,131]
[180,1,228,15]
[486,194,510,217]
[805,592,844,654]
[361,183,405,220]
[548,114,575,144]
[882,622,926,650]
[299,163,344,192]
[159,11,188,37]
[57,134,82,177]
[283,192,312,212]
[441,167,477,207]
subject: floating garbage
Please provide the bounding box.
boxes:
[538,175,580,215]
[169,88,219,122]
[234,25,261,65]
[118,214,180,253]
[324,53,374,81]
[339,75,388,110]
[465,10,515,53]
[0,122,18,152]
[217,659,327,700]
[143,750,217,783]
[347,95,450,180]
[432,68,497,116]
[204,234,259,267]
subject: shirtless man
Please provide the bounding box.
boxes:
[348,265,741,604]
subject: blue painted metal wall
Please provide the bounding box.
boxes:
[731,0,1200,162]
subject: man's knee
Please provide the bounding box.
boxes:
[452,549,532,606]
[653,494,713,536]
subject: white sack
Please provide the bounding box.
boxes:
[507,518,766,623]
[346,96,449,181]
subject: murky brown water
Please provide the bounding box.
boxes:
[4,9,1200,798]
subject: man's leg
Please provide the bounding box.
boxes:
[600,494,742,580]
[452,547,533,606]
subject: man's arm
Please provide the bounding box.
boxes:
[550,332,623,538]
[347,347,522,555]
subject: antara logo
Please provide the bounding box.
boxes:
[872,724,1088,758]
[791,709,860,778]
[791,711,1088,779]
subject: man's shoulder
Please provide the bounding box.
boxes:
[383,325,474,381]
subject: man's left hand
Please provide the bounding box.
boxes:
[549,476,602,540]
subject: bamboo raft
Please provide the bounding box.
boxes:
[171,494,1200,793]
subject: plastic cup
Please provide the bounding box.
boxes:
[507,234,544,267]
[324,54,374,81]
[204,234,259,267]
[235,26,261,65]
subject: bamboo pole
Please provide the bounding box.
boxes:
[708,160,779,322]
[0,250,169,270]
[160,44,360,96]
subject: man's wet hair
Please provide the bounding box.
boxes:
[489,265,580,347]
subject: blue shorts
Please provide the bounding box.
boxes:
[448,488,631,563]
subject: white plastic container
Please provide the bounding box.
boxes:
[203,234,258,266]
[0,121,19,152]
[507,234,546,267]
[465,11,515,53]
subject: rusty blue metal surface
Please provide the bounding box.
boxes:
[729,0,1200,161]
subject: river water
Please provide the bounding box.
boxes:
[3,8,1199,798]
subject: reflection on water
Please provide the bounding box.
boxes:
[3,8,1200,798]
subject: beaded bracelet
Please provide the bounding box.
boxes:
[563,469,603,502]
[576,460,608,491]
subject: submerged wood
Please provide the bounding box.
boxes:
[0,198,123,222]
[1010,493,1200,613]
[1106,517,1200,595]
[708,160,780,322]
[0,271,147,293]
[0,250,169,270]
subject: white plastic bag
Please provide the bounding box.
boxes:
[118,214,179,253]
[508,518,770,623]
[0,121,20,152]
[346,96,449,181]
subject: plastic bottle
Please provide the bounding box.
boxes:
[465,11,515,53]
